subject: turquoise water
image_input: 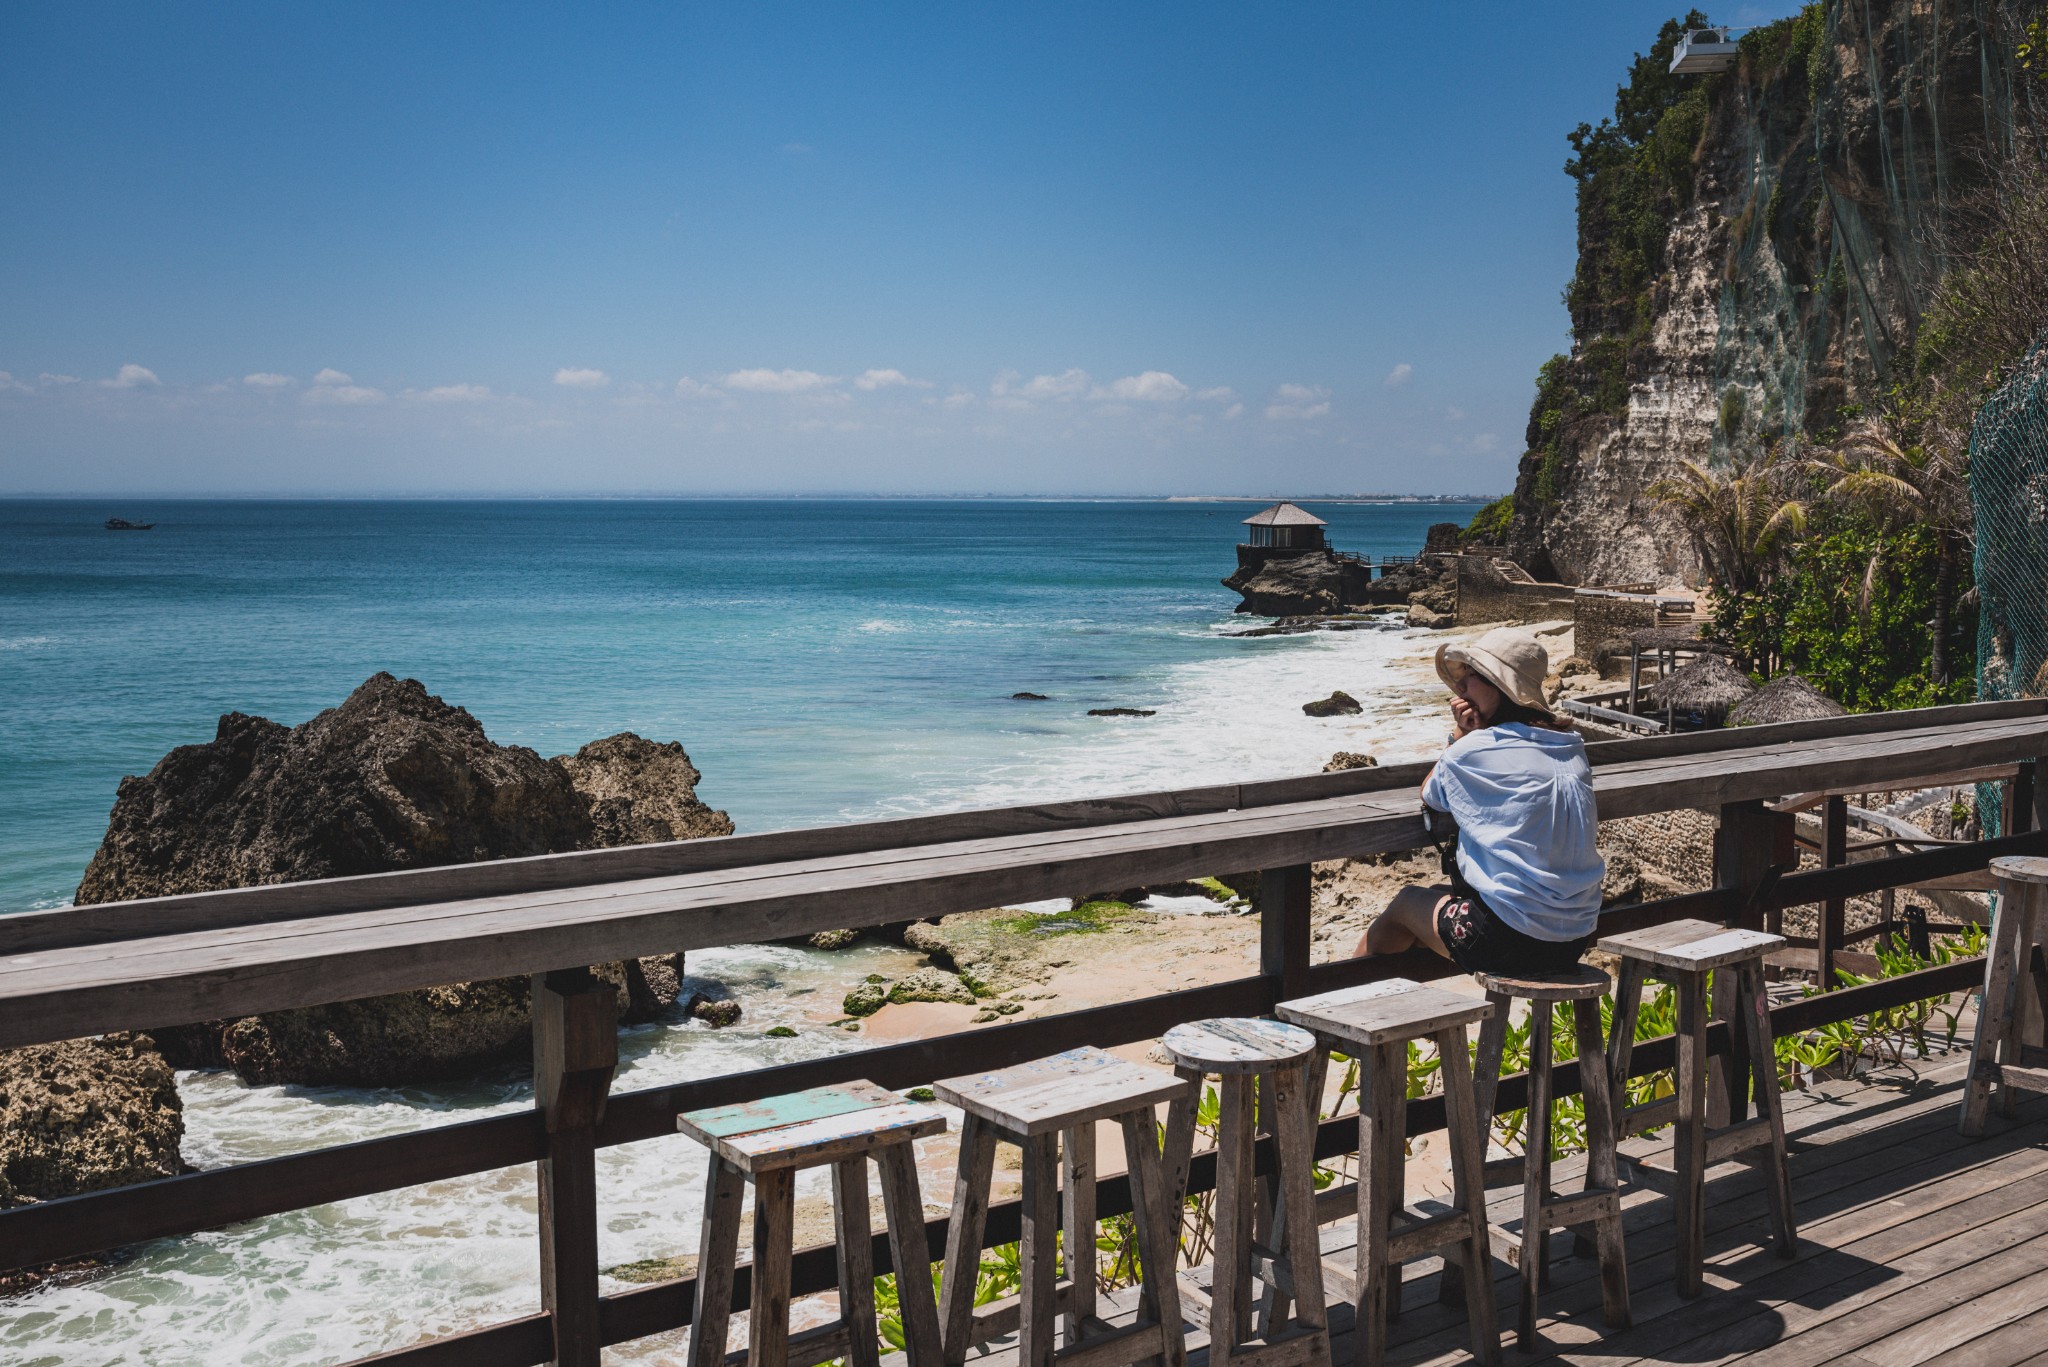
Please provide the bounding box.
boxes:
[0,497,1481,914]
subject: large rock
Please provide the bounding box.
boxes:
[0,1034,183,1211]
[1222,551,1371,617]
[69,673,734,1087]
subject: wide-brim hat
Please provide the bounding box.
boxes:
[1435,627,1555,717]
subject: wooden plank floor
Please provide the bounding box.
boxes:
[948,1051,2048,1367]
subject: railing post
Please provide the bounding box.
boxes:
[1819,796,1849,991]
[2012,759,2043,835]
[534,967,620,1367]
[1257,865,1314,1002]
[1713,801,1782,1125]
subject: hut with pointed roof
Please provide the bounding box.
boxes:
[1646,653,1758,729]
[1240,502,1329,553]
[1728,675,1847,727]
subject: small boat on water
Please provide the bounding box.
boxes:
[104,517,155,531]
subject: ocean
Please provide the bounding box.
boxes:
[0,496,1481,1365]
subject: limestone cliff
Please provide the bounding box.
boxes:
[1502,2,2043,585]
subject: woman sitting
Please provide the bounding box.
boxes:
[1357,627,1605,975]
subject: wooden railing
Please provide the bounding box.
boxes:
[2,699,2045,1367]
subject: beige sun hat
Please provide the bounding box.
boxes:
[1435,627,1555,716]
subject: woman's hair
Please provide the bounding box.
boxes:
[1480,686,1575,733]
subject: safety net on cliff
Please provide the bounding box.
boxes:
[1973,330,2048,836]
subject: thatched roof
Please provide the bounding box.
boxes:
[1727,674,1847,727]
[1646,653,1758,713]
[1242,501,1328,528]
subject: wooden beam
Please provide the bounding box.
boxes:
[1257,864,1314,1001]
[1821,796,1849,990]
[534,968,618,1367]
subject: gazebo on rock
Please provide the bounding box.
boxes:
[1237,502,1330,568]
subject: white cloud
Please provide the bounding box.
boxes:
[1098,371,1189,403]
[993,368,1092,400]
[419,383,492,402]
[722,367,838,393]
[1266,384,1332,421]
[1195,386,1238,402]
[1384,363,1413,389]
[102,364,161,389]
[781,142,814,155]
[243,372,294,388]
[554,367,610,389]
[1223,402,1245,420]
[1472,432,1500,453]
[852,368,932,391]
[674,376,725,399]
[39,373,80,385]
[313,368,353,385]
[304,383,385,405]
[0,372,29,393]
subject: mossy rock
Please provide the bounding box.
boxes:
[842,981,890,1017]
[808,929,859,950]
[764,1025,798,1038]
[691,999,742,1028]
[992,900,1140,936]
[887,968,978,1006]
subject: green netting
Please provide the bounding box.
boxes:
[1973,329,2048,836]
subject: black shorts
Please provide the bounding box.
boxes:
[1434,886,1591,977]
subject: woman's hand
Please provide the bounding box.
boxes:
[1449,694,1482,740]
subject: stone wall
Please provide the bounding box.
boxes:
[1452,557,1575,627]
[1599,808,1719,900]
[1573,593,1664,666]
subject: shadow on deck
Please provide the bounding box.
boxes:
[963,1052,2048,1367]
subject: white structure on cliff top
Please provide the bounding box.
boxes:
[1670,27,1739,74]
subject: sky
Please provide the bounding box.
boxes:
[0,3,1803,498]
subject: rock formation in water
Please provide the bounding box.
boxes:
[1222,551,1371,616]
[70,672,735,1086]
[0,1034,184,1216]
[1493,4,2042,585]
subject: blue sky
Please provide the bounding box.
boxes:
[0,3,1801,497]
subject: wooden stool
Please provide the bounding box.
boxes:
[1598,919,1794,1298]
[1458,965,1628,1352]
[1961,855,2048,1135]
[1276,979,1501,1367]
[678,1079,947,1367]
[932,1046,1191,1367]
[1158,1017,1333,1367]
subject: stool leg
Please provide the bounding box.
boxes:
[1063,1122,1098,1342]
[1673,970,1710,1298]
[1436,1025,1501,1367]
[1354,1043,1406,1367]
[1269,1059,1331,1347]
[1163,1065,1203,1209]
[1517,1008,1553,1352]
[1738,961,1797,1258]
[1020,1131,1062,1367]
[688,1157,747,1367]
[1212,1074,1256,1365]
[750,1167,797,1367]
[1252,1070,1286,1334]
[1471,994,1511,1134]
[1963,886,2026,1135]
[1571,997,1630,1330]
[878,1141,944,1367]
[1607,961,1644,1123]
[834,1157,883,1367]
[2014,895,2048,1118]
[1709,966,1745,1128]
[939,1115,996,1367]
[1119,1110,1190,1367]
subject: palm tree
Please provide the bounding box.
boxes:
[1649,447,1809,598]
[1803,414,1973,687]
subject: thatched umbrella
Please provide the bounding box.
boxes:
[1646,653,1757,726]
[1728,674,1846,727]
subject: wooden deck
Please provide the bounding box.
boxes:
[964,1052,2048,1367]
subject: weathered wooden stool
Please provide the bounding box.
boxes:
[1455,965,1628,1352]
[1598,919,1794,1299]
[1961,855,2048,1135]
[1276,979,1500,1367]
[932,1046,1191,1367]
[1157,1017,1333,1367]
[678,1079,947,1367]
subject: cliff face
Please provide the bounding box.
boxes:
[1506,2,2037,585]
